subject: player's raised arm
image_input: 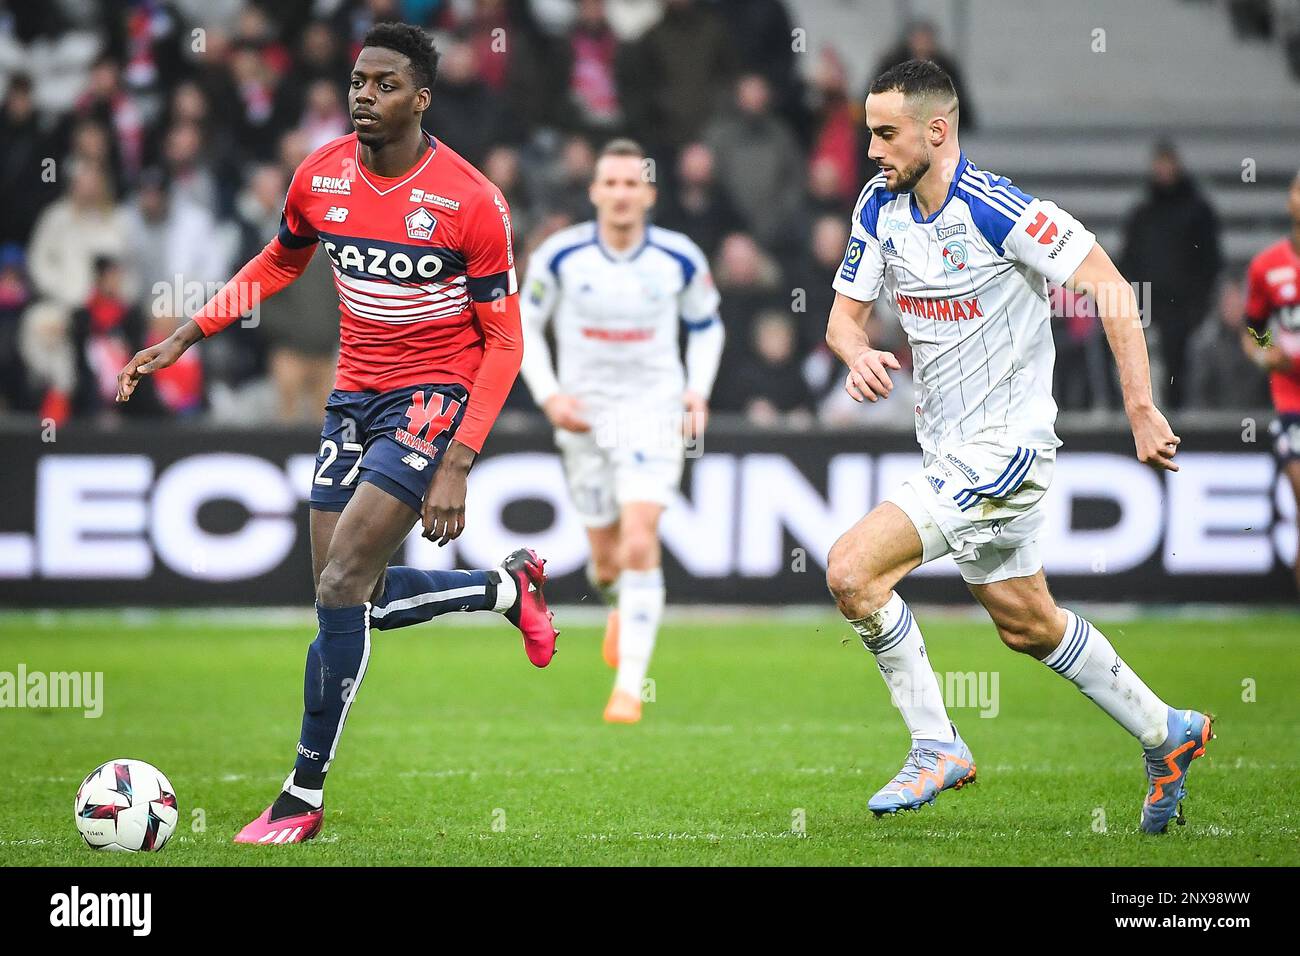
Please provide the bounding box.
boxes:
[1065,242,1180,471]
[115,174,319,404]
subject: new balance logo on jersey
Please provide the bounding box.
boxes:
[408,187,460,210]
[881,237,901,257]
[401,452,429,471]
[323,206,349,223]
[311,175,351,195]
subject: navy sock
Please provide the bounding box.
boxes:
[293,603,370,782]
[370,566,497,631]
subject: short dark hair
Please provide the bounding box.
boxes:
[361,22,439,91]
[869,58,957,105]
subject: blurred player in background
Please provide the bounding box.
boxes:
[824,60,1210,833]
[116,23,559,844]
[519,139,724,724]
[1244,168,1300,595]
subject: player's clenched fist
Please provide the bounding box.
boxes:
[543,393,590,432]
[844,348,901,403]
[1129,405,1181,472]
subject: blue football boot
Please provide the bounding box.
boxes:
[1140,707,1214,834]
[869,723,977,815]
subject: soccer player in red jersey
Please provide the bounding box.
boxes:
[115,23,559,844]
[1244,168,1300,595]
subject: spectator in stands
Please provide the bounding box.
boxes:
[482,146,534,243]
[1187,280,1270,409]
[17,297,76,424]
[1119,140,1222,408]
[296,79,349,153]
[123,167,229,321]
[27,161,131,311]
[711,232,785,411]
[70,257,151,417]
[653,142,745,259]
[74,55,146,180]
[1050,284,1115,411]
[714,0,808,142]
[542,134,599,223]
[554,0,627,138]
[0,244,35,411]
[733,310,816,426]
[870,20,977,131]
[0,75,66,247]
[621,0,737,153]
[807,47,861,206]
[704,73,805,254]
[421,38,511,167]
[790,214,851,368]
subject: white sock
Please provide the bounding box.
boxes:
[586,561,619,607]
[613,567,664,698]
[283,770,323,809]
[849,591,953,743]
[491,568,517,613]
[1043,609,1169,748]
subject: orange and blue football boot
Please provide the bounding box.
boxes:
[1140,707,1213,834]
[869,723,976,815]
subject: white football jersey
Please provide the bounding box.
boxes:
[833,153,1096,455]
[520,221,721,409]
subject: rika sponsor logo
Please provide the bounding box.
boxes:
[894,292,983,321]
[404,207,437,241]
[937,222,966,239]
[311,175,351,195]
[409,187,461,210]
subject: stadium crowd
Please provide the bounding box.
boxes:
[0,0,1275,428]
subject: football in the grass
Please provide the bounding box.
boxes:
[74,758,178,851]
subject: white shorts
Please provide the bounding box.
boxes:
[556,427,684,527]
[886,440,1056,585]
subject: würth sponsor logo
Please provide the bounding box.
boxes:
[894,293,983,321]
[49,886,152,936]
[311,175,351,195]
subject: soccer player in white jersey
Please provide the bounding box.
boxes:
[825,60,1211,833]
[520,139,724,723]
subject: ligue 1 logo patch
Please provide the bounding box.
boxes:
[404,207,437,241]
[840,237,865,281]
[942,238,968,272]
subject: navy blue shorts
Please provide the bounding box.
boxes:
[309,382,469,515]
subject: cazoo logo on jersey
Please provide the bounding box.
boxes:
[319,236,449,281]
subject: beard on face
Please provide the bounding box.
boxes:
[890,151,931,193]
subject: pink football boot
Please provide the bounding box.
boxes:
[233,804,324,845]
[500,548,559,667]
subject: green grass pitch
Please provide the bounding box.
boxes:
[1,609,1296,866]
